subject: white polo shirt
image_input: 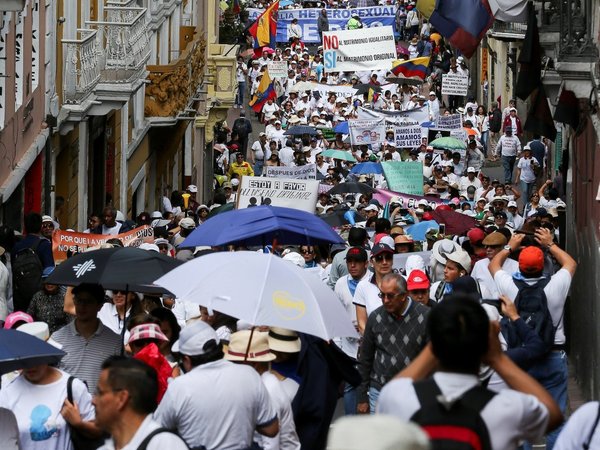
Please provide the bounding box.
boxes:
[378,372,549,450]
[334,271,370,359]
[352,276,382,317]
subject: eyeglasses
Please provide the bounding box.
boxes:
[378,291,402,300]
[373,253,393,263]
[301,249,313,255]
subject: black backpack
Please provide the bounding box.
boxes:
[500,277,555,353]
[411,378,496,450]
[12,238,43,301]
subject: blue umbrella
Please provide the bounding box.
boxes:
[0,329,66,374]
[181,205,344,247]
[405,220,439,241]
[350,162,383,175]
[421,121,436,128]
[333,121,349,134]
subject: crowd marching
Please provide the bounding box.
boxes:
[0,1,596,450]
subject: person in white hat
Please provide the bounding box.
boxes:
[459,166,482,198]
[427,90,440,120]
[506,200,524,229]
[154,321,279,449]
[515,145,540,203]
[429,249,474,303]
[226,330,301,450]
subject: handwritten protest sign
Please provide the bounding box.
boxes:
[436,114,462,130]
[381,161,424,195]
[264,164,317,180]
[441,73,469,96]
[52,226,153,263]
[394,125,423,148]
[237,177,319,212]
[348,119,386,145]
[267,61,288,78]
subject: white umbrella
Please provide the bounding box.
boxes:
[154,251,358,340]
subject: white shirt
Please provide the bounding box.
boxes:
[378,372,549,450]
[257,372,301,450]
[154,359,277,450]
[102,223,122,235]
[99,415,188,450]
[0,408,19,450]
[497,135,521,157]
[97,303,131,343]
[0,370,95,450]
[517,156,538,183]
[494,268,572,344]
[353,277,382,317]
[554,401,600,450]
[334,272,370,359]
[459,176,482,197]
[471,257,519,299]
[252,140,267,160]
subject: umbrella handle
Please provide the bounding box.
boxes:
[120,284,129,356]
[243,327,256,362]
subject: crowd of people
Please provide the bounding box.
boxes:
[0,1,595,450]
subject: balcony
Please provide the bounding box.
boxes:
[86,6,151,85]
[489,20,527,41]
[62,29,102,104]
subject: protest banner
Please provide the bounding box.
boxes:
[435,113,462,130]
[441,73,469,96]
[358,105,429,127]
[264,164,317,179]
[322,26,397,73]
[394,124,423,149]
[247,6,396,44]
[51,226,154,263]
[373,188,446,208]
[381,161,424,195]
[348,119,386,145]
[267,61,288,78]
[237,176,320,212]
[295,82,357,99]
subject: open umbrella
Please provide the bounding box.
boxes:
[350,162,383,175]
[328,182,376,195]
[321,210,366,227]
[354,83,382,96]
[321,149,357,163]
[430,209,478,236]
[45,247,183,294]
[284,125,318,136]
[429,136,467,150]
[333,121,349,134]
[180,205,344,248]
[155,252,358,340]
[0,329,66,374]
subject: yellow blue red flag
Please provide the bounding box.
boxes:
[248,1,279,57]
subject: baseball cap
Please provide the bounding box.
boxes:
[467,167,476,173]
[507,201,518,208]
[494,211,508,219]
[346,246,368,262]
[179,217,196,230]
[172,320,219,356]
[4,311,34,329]
[371,243,394,257]
[519,246,545,274]
[231,179,240,187]
[154,238,169,246]
[223,181,233,189]
[42,215,54,223]
[466,227,485,245]
[407,270,430,290]
[128,323,169,345]
[364,204,379,212]
[446,249,472,272]
[187,185,198,193]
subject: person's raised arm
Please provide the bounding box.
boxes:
[489,233,525,277]
[535,227,577,276]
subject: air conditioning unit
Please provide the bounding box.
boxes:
[0,0,26,11]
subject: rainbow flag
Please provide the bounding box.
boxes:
[417,0,494,58]
[249,71,277,113]
[391,57,431,79]
[248,1,279,57]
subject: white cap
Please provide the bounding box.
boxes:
[172,320,219,355]
[364,204,379,212]
[508,200,518,208]
[417,199,429,207]
[139,243,160,252]
[17,322,50,341]
[187,184,198,193]
[428,91,436,96]
[446,249,472,272]
[467,166,476,173]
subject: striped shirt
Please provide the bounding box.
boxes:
[51,320,122,393]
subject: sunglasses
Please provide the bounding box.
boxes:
[373,253,393,263]
[378,291,402,300]
[301,249,314,255]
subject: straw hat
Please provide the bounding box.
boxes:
[225,330,276,362]
[268,327,301,353]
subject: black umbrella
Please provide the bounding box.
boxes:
[46,247,183,294]
[354,83,383,96]
[0,329,66,374]
[284,125,318,136]
[321,211,366,227]
[328,182,376,195]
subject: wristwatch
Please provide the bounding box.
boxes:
[503,245,512,252]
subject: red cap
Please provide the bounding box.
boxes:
[407,270,430,290]
[229,144,239,150]
[467,227,486,245]
[422,212,433,221]
[519,246,545,274]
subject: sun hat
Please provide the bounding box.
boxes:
[128,323,169,345]
[225,330,276,362]
[268,327,301,353]
[446,249,472,272]
[4,311,34,329]
[407,269,430,290]
[519,246,545,274]
[482,231,508,246]
[17,321,50,341]
[172,320,219,356]
[431,239,460,265]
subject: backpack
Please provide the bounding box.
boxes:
[12,238,43,301]
[411,378,496,450]
[500,277,555,353]
[136,427,193,450]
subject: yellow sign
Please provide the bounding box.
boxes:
[272,290,306,320]
[481,47,488,84]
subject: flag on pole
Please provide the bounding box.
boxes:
[231,0,241,14]
[249,71,277,113]
[248,1,279,57]
[515,4,541,101]
[390,57,431,79]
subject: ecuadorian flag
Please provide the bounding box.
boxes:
[391,57,431,79]
[249,71,277,113]
[248,1,279,57]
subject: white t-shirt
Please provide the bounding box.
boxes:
[494,268,572,344]
[352,277,382,317]
[334,272,370,359]
[471,257,519,299]
[554,401,600,450]
[252,140,267,161]
[377,372,549,450]
[154,359,277,450]
[257,372,301,450]
[459,176,482,197]
[102,223,122,235]
[0,371,95,450]
[517,156,538,183]
[0,407,19,450]
[98,415,188,450]
[97,303,131,343]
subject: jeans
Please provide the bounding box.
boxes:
[236,81,245,107]
[522,350,568,450]
[520,180,536,204]
[254,160,264,176]
[368,386,380,414]
[343,382,357,415]
[481,131,489,157]
[502,155,516,184]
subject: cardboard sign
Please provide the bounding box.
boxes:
[381,161,424,195]
[264,164,317,180]
[441,73,469,96]
[348,119,387,146]
[322,26,397,73]
[267,61,288,78]
[237,177,320,212]
[52,226,154,263]
[394,125,423,149]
